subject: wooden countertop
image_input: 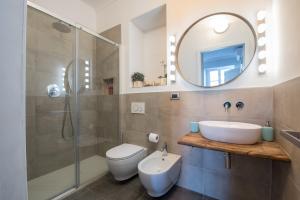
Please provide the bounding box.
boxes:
[178,133,291,162]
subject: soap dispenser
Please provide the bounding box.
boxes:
[261,121,274,142]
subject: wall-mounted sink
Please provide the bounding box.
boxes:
[199,121,262,145]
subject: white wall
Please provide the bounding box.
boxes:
[97,0,168,93]
[129,26,166,83]
[143,27,167,83]
[96,0,278,94]
[0,1,28,200]
[273,0,300,84]
[129,22,144,84]
[29,0,97,31]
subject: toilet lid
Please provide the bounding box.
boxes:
[106,143,144,160]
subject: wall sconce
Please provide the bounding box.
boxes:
[169,35,176,83]
[84,59,91,89]
[62,67,66,91]
[256,10,267,74]
[257,10,267,21]
[257,37,266,47]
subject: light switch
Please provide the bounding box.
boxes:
[131,102,145,114]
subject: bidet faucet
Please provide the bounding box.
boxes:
[161,142,168,157]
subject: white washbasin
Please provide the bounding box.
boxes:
[199,121,262,144]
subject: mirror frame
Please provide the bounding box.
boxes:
[175,12,257,88]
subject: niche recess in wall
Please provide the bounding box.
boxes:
[103,78,114,95]
[129,5,167,88]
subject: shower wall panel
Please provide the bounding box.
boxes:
[97,26,120,156]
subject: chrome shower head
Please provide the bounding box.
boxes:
[52,21,71,33]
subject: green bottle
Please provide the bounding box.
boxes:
[262,121,274,142]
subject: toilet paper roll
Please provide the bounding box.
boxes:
[148,133,159,143]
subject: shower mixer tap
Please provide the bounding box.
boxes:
[223,101,231,112]
[47,84,60,98]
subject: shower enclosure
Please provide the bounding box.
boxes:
[26,3,120,200]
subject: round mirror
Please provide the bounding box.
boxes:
[176,13,257,87]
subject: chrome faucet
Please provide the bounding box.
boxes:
[161,142,168,157]
[223,101,231,112]
[236,101,244,110]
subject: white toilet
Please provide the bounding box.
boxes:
[138,151,182,197]
[106,143,147,181]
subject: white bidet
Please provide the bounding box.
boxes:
[138,151,181,197]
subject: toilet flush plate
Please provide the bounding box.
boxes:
[131,102,145,114]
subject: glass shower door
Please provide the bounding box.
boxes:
[26,7,77,200]
[26,4,120,199]
[77,29,120,185]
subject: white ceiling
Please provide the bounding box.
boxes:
[82,0,117,10]
[132,5,166,32]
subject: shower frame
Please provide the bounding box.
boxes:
[27,1,119,199]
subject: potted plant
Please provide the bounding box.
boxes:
[131,72,144,88]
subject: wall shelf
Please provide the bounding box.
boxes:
[103,78,114,95]
[281,130,300,148]
[178,133,291,162]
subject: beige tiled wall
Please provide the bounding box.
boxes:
[120,87,273,200]
[272,77,300,200]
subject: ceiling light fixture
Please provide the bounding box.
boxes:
[213,17,230,34]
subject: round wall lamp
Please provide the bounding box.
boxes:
[258,64,267,74]
[258,50,267,60]
[257,10,267,21]
[257,37,266,47]
[257,23,267,34]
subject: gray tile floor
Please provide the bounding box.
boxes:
[64,173,217,200]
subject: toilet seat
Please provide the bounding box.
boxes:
[106,143,144,160]
[106,143,147,181]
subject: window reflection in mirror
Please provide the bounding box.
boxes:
[176,13,256,88]
[201,44,245,87]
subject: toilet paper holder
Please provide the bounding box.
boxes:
[146,133,159,137]
[147,133,160,143]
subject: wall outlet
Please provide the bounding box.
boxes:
[131,102,145,114]
[170,92,180,100]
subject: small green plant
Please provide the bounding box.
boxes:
[131,72,144,82]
